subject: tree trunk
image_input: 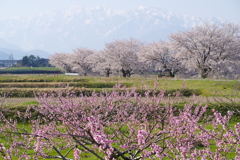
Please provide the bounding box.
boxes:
[200,68,209,78]
[105,69,111,77]
[169,72,175,77]
[121,69,127,77]
[165,69,175,78]
[126,70,131,77]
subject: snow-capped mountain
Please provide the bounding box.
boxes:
[0,6,225,54]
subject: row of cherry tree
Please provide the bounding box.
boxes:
[50,22,240,78]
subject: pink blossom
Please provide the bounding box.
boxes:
[74,148,81,160]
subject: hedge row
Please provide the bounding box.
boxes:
[0,70,62,74]
[0,78,88,83]
[0,88,202,98]
[0,82,133,89]
[2,102,239,123]
[1,67,60,71]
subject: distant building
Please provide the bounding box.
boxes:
[0,60,19,67]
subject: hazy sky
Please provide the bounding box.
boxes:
[0,0,239,23]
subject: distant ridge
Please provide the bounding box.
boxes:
[26,49,51,59]
[0,38,23,51]
[0,51,10,60]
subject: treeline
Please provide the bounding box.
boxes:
[15,55,51,67]
[49,22,240,79]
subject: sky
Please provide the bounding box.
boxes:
[0,0,239,24]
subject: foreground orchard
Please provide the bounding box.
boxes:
[0,84,240,160]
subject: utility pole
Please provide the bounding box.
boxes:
[9,52,14,67]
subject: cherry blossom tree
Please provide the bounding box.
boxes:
[169,22,240,78]
[103,38,145,77]
[70,48,95,76]
[89,51,113,77]
[49,53,73,73]
[139,40,184,77]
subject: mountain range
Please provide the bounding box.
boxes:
[0,6,225,59]
[0,38,51,60]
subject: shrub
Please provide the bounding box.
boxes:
[0,77,89,83]
[0,87,201,98]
